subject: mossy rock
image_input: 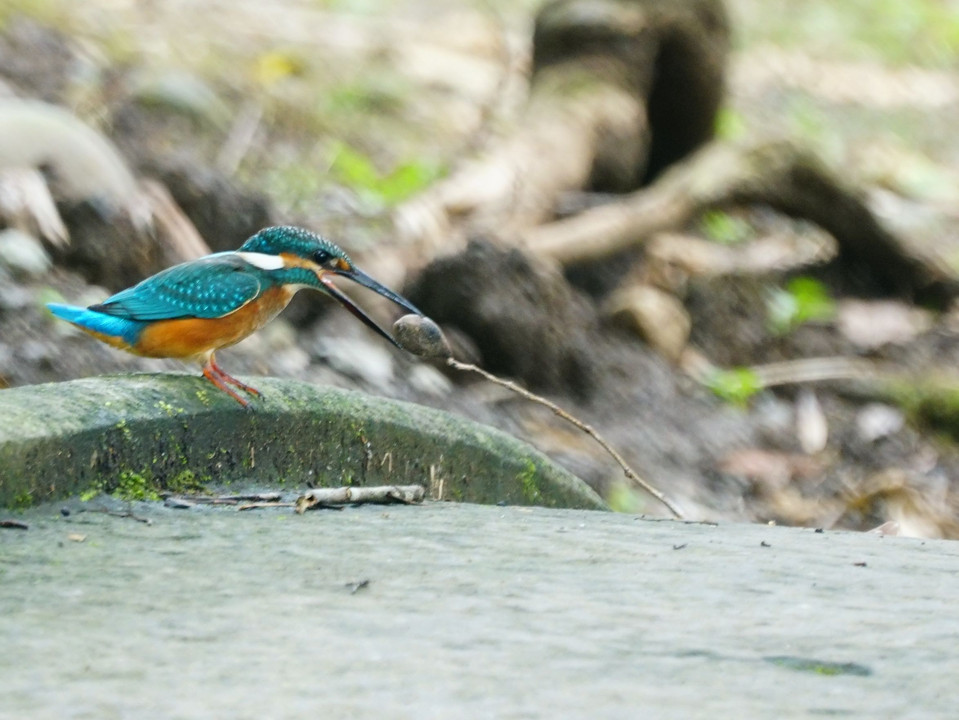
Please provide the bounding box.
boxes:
[0,374,606,510]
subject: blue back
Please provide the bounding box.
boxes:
[92,253,267,321]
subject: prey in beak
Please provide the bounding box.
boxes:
[318,262,423,349]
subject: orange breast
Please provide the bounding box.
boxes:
[133,286,296,360]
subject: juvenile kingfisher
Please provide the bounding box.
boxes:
[47,225,422,406]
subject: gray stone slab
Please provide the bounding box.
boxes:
[2,500,957,718]
[0,375,604,510]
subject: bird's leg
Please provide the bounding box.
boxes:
[203,363,250,407]
[210,354,262,397]
[201,353,262,407]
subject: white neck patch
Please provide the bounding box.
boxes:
[236,251,286,271]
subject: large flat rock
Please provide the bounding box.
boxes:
[1,500,956,718]
[0,374,604,510]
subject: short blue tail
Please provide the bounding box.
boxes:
[47,303,146,347]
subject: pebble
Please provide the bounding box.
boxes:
[392,314,452,359]
[0,283,34,310]
[314,336,395,390]
[856,403,905,443]
[0,228,51,279]
[605,284,691,362]
[406,363,453,397]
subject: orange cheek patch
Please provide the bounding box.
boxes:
[280,253,327,279]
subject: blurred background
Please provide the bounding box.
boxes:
[2,0,959,535]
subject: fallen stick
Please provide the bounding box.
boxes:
[237,502,295,511]
[747,357,883,389]
[295,485,425,514]
[164,492,283,506]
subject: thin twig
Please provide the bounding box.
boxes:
[748,357,882,388]
[447,358,685,519]
[85,507,153,525]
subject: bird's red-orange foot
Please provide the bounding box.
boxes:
[202,353,262,408]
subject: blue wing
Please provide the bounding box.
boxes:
[92,253,265,321]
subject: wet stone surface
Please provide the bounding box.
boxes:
[2,500,957,718]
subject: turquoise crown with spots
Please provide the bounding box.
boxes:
[239,226,352,265]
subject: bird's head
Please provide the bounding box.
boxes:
[239,226,422,348]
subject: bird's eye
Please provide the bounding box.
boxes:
[312,250,331,265]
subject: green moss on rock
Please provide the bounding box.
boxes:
[0,374,606,511]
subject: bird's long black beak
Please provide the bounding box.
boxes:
[320,267,423,349]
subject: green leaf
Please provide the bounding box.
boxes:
[377,160,438,204]
[706,367,763,407]
[766,276,836,335]
[327,141,440,210]
[714,107,746,141]
[328,141,382,190]
[606,483,647,513]
[699,209,751,245]
[789,277,836,322]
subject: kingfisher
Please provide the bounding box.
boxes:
[47,225,422,406]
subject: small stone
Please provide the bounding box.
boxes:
[257,319,298,350]
[605,284,691,362]
[868,520,901,536]
[837,299,932,350]
[0,283,34,310]
[315,336,395,390]
[407,363,453,397]
[0,228,51,278]
[795,389,828,454]
[856,403,904,443]
[130,70,230,127]
[393,314,453,360]
[17,338,54,363]
[271,346,311,376]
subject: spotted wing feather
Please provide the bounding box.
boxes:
[92,253,265,321]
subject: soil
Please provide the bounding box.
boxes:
[2,4,959,535]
